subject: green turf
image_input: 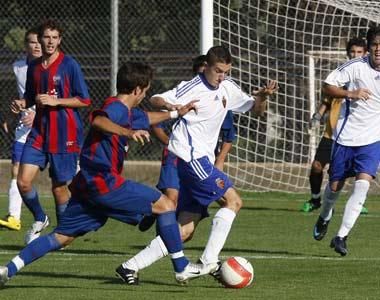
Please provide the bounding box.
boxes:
[1,192,380,300]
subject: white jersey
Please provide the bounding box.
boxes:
[324,55,380,146]
[12,58,35,143]
[155,74,254,162]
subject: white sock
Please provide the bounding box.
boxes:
[320,184,340,221]
[337,179,369,237]
[122,236,168,272]
[8,179,22,220]
[11,255,25,271]
[200,207,236,265]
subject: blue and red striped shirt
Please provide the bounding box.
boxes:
[72,97,149,197]
[24,52,90,153]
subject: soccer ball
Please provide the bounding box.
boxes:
[219,256,254,288]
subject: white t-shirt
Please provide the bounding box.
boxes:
[12,58,35,143]
[325,55,380,146]
[154,74,254,162]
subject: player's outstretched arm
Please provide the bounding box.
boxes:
[252,80,278,117]
[323,83,372,101]
[35,95,90,108]
[147,99,199,125]
[91,115,150,145]
[150,96,182,111]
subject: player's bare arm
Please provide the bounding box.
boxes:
[252,79,278,116]
[147,99,199,125]
[323,83,372,101]
[36,94,90,108]
[150,96,182,111]
[91,115,150,145]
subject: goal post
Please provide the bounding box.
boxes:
[213,0,379,193]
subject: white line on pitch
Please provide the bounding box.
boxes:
[0,251,379,261]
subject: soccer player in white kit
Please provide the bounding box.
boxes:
[0,27,41,231]
[313,26,380,256]
[115,46,277,284]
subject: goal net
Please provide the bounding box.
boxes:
[214,0,380,192]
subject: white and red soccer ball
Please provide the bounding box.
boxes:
[220,256,254,288]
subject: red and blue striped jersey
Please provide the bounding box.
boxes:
[24,52,91,153]
[73,97,149,197]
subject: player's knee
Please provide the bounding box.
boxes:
[223,189,243,213]
[153,195,176,213]
[54,233,75,247]
[311,161,323,173]
[16,177,32,194]
[180,226,194,242]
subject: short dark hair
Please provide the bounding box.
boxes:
[192,55,206,76]
[206,46,232,67]
[37,19,63,40]
[366,26,380,49]
[24,26,39,43]
[117,62,153,94]
[346,37,367,56]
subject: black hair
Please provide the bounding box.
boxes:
[37,19,63,40]
[205,46,232,66]
[366,26,380,49]
[192,55,207,76]
[117,62,153,94]
[346,37,367,57]
[24,26,39,43]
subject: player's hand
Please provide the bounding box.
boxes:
[10,99,26,114]
[253,80,278,98]
[348,88,372,101]
[21,110,36,127]
[36,94,60,106]
[164,102,183,111]
[310,112,322,128]
[177,99,199,116]
[131,130,150,145]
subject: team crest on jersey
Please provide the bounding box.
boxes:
[53,75,61,84]
[222,97,226,108]
[215,178,225,189]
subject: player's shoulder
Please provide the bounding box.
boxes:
[337,56,368,71]
[221,76,242,90]
[12,58,27,69]
[175,75,203,97]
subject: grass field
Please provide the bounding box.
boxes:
[1,192,380,300]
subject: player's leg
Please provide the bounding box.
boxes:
[17,144,49,241]
[49,153,79,222]
[139,151,179,232]
[0,142,24,230]
[313,143,349,241]
[331,143,379,255]
[0,195,104,288]
[302,137,332,212]
[199,187,240,271]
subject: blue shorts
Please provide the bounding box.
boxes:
[54,180,161,237]
[329,141,380,182]
[20,144,78,182]
[156,150,179,191]
[11,141,25,164]
[177,156,233,218]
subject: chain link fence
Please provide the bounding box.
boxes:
[0,0,201,161]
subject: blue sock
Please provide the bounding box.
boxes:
[22,187,46,222]
[56,202,68,222]
[157,211,188,272]
[6,233,61,278]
